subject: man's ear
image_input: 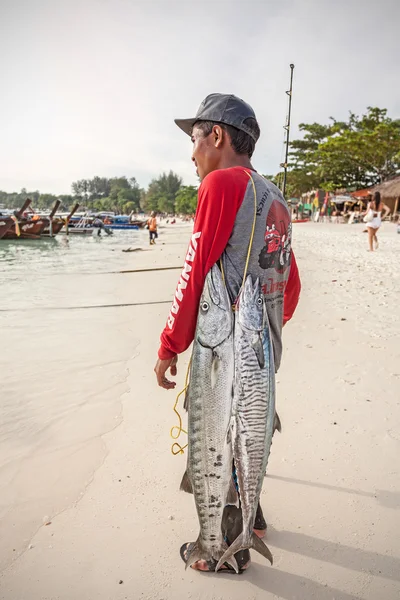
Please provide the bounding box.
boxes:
[212,124,225,148]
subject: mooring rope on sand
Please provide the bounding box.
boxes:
[0,299,174,312]
[117,265,182,274]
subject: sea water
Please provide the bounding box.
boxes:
[0,231,147,571]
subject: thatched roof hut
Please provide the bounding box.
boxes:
[372,176,400,214]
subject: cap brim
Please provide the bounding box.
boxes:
[174,118,198,137]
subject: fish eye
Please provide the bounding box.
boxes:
[201,301,209,312]
[257,297,263,306]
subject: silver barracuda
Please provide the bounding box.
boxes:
[216,275,275,570]
[180,264,239,572]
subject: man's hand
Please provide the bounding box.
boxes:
[154,356,178,390]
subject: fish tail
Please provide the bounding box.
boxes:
[184,537,211,570]
[217,540,239,573]
[215,533,244,572]
[185,538,238,573]
[251,531,273,565]
[215,532,273,572]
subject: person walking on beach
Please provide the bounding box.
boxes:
[364,192,390,251]
[154,94,301,572]
[147,211,158,245]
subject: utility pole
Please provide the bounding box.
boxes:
[281,64,295,197]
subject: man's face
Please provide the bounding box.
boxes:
[191,125,219,181]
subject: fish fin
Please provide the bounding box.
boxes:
[251,532,273,565]
[216,550,239,573]
[252,334,265,369]
[216,534,244,572]
[226,478,239,507]
[216,532,273,571]
[185,538,212,570]
[274,411,282,434]
[210,350,221,390]
[180,470,193,494]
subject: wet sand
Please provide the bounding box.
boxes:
[0,222,399,600]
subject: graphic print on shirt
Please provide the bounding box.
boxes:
[258,199,292,273]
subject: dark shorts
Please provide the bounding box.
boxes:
[149,230,157,240]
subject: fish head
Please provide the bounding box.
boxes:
[197,265,233,349]
[237,275,265,332]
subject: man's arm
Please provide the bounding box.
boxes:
[155,168,249,388]
[283,251,301,325]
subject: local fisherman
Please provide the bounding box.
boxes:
[154,94,301,572]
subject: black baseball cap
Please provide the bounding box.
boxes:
[175,93,260,142]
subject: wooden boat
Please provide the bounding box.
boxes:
[42,202,79,237]
[2,199,48,240]
[0,215,16,239]
[102,214,140,230]
[0,199,31,239]
[131,219,147,229]
[40,200,61,237]
[60,215,94,235]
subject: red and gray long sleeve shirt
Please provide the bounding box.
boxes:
[158,167,301,371]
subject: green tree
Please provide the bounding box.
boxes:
[175,186,198,214]
[143,171,182,213]
[37,193,59,210]
[123,201,136,214]
[317,108,400,189]
[88,176,111,200]
[71,179,90,201]
[274,107,400,195]
[71,176,142,212]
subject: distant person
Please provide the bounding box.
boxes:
[147,211,158,245]
[364,192,390,251]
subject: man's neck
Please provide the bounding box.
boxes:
[217,155,254,171]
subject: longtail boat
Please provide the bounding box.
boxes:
[0,199,32,239]
[40,202,81,237]
[42,202,80,236]
[51,203,81,235]
[2,199,48,240]
[60,203,80,235]
[130,219,147,229]
[0,214,16,239]
[40,200,61,237]
[62,215,94,235]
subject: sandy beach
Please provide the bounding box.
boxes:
[0,221,399,600]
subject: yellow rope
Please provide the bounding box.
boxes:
[242,170,257,285]
[11,216,20,237]
[220,170,257,310]
[170,356,191,455]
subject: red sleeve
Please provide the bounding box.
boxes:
[158,168,249,360]
[283,251,301,325]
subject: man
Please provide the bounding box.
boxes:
[147,211,158,244]
[154,93,301,571]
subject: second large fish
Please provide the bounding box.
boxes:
[217,275,275,570]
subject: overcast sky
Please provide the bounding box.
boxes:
[1,0,399,194]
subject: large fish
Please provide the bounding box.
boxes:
[217,275,275,570]
[180,264,239,572]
